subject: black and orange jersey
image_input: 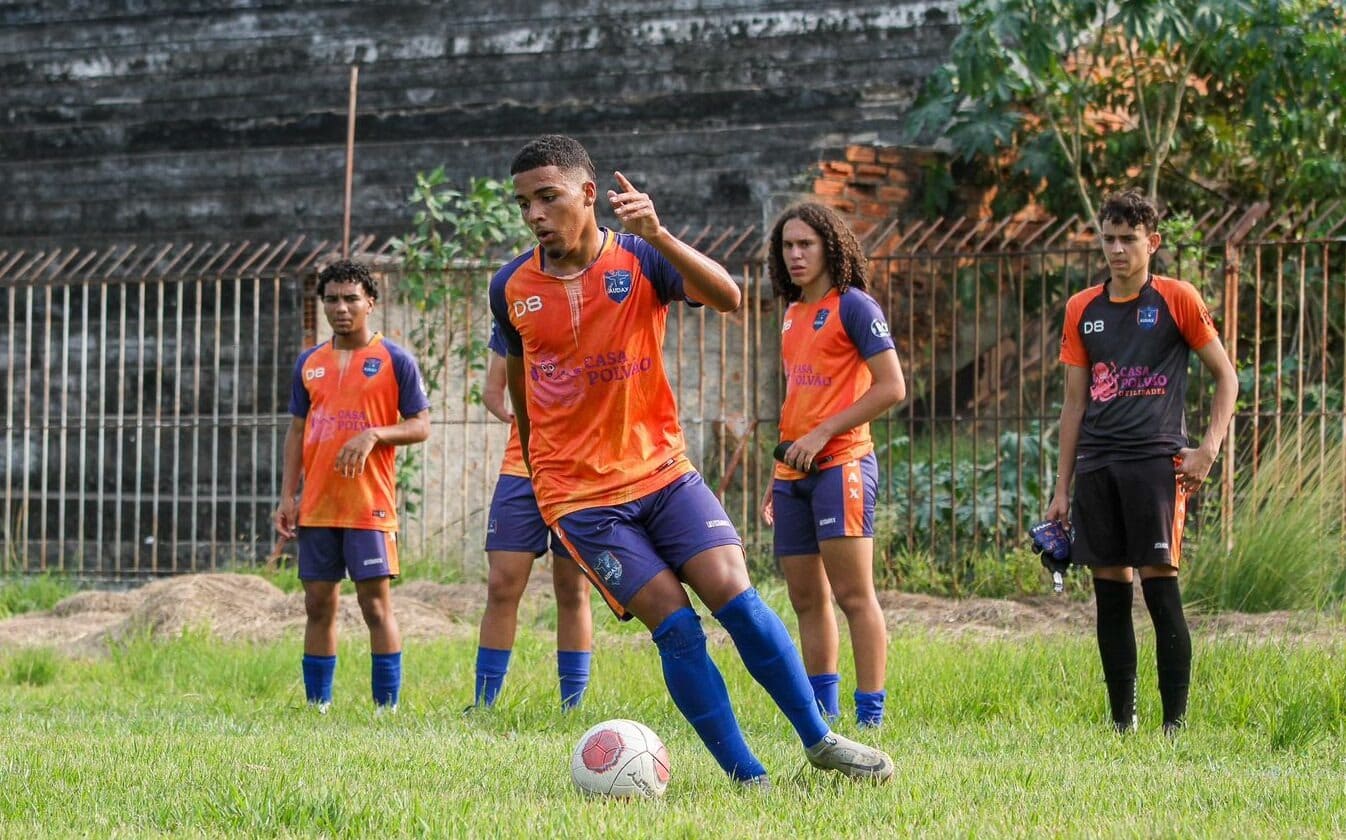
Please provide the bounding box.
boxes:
[1060,274,1219,470]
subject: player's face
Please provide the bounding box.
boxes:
[1099,219,1160,287]
[781,218,830,296]
[320,281,374,340]
[514,165,597,261]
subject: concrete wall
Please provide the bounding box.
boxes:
[1,0,959,249]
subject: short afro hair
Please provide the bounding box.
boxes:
[510,134,596,181]
[315,259,378,300]
[1099,189,1159,234]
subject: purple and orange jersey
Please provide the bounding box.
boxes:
[775,287,895,480]
[488,323,529,479]
[489,230,699,525]
[288,334,430,531]
[1060,274,1219,468]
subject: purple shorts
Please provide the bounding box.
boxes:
[771,453,878,557]
[553,472,742,620]
[297,527,399,582]
[485,474,571,560]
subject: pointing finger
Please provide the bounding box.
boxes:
[613,170,636,193]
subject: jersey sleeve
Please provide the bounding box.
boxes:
[1059,291,1091,368]
[287,347,317,417]
[488,319,507,358]
[488,257,527,355]
[626,234,700,307]
[838,289,897,358]
[386,340,431,417]
[1162,278,1220,351]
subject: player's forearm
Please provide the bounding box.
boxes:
[1053,405,1084,498]
[505,354,532,471]
[645,226,741,312]
[1199,369,1239,456]
[370,412,431,447]
[814,379,905,441]
[279,423,304,499]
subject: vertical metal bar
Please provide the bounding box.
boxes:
[95,282,108,573]
[947,255,958,571]
[230,275,243,566]
[1251,246,1263,476]
[970,256,981,553]
[718,302,728,503]
[132,278,147,573]
[150,277,165,572]
[172,279,186,572]
[39,284,52,569]
[193,277,204,572]
[462,279,474,576]
[77,281,90,573]
[114,278,128,576]
[250,275,262,567]
[2,282,14,571]
[57,283,71,571]
[1274,244,1284,450]
[210,275,222,570]
[20,284,34,571]
[1294,243,1307,481]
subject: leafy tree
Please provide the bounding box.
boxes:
[904,0,1346,220]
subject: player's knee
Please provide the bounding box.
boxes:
[304,591,339,625]
[832,585,879,617]
[356,590,394,628]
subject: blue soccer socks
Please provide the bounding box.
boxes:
[713,587,830,748]
[557,650,592,710]
[474,646,512,707]
[371,651,402,708]
[855,689,886,728]
[302,653,336,706]
[652,607,766,782]
[808,673,842,722]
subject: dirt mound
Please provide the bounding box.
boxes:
[0,573,1340,657]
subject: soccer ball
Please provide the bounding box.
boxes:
[570,719,671,798]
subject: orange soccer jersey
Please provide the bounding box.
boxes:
[488,322,530,479]
[288,335,430,531]
[775,287,896,480]
[488,230,697,524]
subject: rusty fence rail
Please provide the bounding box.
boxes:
[2,216,1344,580]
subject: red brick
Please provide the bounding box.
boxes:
[813,177,846,196]
[854,163,890,181]
[877,185,911,205]
[857,201,889,219]
[820,161,854,178]
[844,183,877,199]
[845,144,877,164]
[850,218,877,238]
[819,195,857,214]
[885,168,912,185]
[876,148,907,165]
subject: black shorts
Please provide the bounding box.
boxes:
[1072,455,1187,569]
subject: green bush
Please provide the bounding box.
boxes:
[0,573,77,619]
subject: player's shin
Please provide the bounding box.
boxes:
[712,588,829,748]
[371,651,401,708]
[474,647,511,707]
[855,689,886,728]
[1142,577,1191,730]
[557,649,592,710]
[1093,578,1138,731]
[652,608,766,782]
[808,673,841,722]
[302,653,337,708]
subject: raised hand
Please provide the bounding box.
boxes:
[607,171,662,240]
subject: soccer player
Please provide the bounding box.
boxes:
[490,134,893,786]
[274,259,431,712]
[472,323,594,710]
[759,202,906,728]
[1045,190,1237,735]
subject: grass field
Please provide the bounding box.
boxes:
[3,586,1345,839]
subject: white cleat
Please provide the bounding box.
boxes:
[805,732,894,782]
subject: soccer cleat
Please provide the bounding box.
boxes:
[1112,714,1138,734]
[805,732,894,781]
[309,700,332,715]
[738,774,772,792]
[1163,719,1185,738]
[375,703,398,717]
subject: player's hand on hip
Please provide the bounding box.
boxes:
[607,171,662,240]
[335,429,378,478]
[274,498,299,539]
[1175,446,1215,493]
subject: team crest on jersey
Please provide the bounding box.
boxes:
[591,550,623,586]
[812,309,831,331]
[870,318,890,338]
[604,270,633,303]
[362,358,383,377]
[1137,306,1159,329]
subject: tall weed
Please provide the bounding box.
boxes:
[1186,432,1346,612]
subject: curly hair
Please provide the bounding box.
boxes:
[316,259,378,300]
[767,202,868,302]
[1099,189,1159,233]
[510,134,597,181]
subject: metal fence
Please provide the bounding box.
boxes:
[2,206,1344,580]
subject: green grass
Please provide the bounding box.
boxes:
[0,572,79,618]
[2,600,1345,837]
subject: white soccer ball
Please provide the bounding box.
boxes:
[570,718,671,798]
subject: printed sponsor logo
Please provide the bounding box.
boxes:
[812,309,831,331]
[1137,306,1159,329]
[512,295,543,317]
[819,517,837,526]
[604,269,633,303]
[870,319,890,338]
[362,558,383,566]
[362,357,383,377]
[487,518,497,535]
[304,367,326,381]
[705,519,732,529]
[781,319,793,332]
[849,488,861,499]
[591,550,623,587]
[372,509,387,519]
[1154,542,1169,550]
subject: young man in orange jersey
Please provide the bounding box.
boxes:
[759,202,906,729]
[1045,190,1237,734]
[489,134,892,786]
[275,259,431,712]
[471,323,593,710]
